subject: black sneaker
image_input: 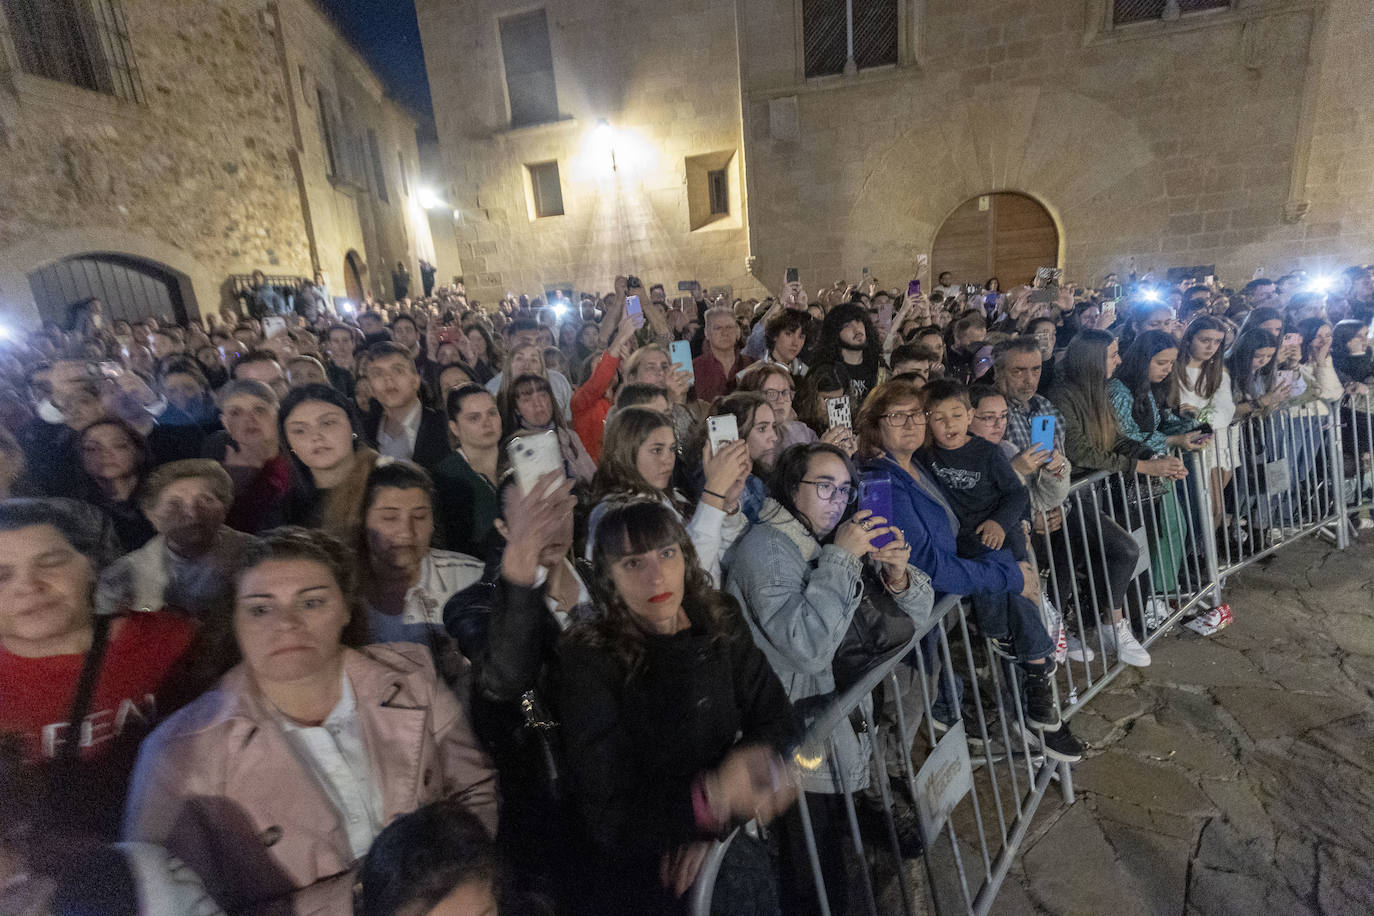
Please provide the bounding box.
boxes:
[856,794,924,859]
[1039,723,1085,763]
[1021,667,1061,732]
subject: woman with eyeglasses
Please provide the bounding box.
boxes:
[726,441,934,914]
[737,363,856,470]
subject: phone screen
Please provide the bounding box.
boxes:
[624,295,644,327]
[858,473,897,548]
[907,279,921,298]
[785,268,799,284]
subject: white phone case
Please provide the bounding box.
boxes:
[826,396,851,429]
[508,430,563,495]
[707,414,739,456]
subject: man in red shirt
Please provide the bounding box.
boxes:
[692,306,754,403]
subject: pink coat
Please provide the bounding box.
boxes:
[123,644,499,914]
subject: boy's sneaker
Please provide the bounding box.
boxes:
[1100,619,1152,667]
[1018,720,1086,763]
[1184,604,1234,637]
[1022,666,1061,732]
[1064,633,1095,662]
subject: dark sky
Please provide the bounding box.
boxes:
[321,0,433,122]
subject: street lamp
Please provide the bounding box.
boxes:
[595,118,617,173]
[418,187,443,210]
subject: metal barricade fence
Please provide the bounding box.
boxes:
[692,596,1073,916]
[693,397,1361,913]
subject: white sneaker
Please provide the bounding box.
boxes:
[1142,598,1172,630]
[1064,633,1095,662]
[1111,620,1151,667]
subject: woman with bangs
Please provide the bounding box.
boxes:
[557,499,797,915]
[585,407,750,585]
[498,372,595,486]
[490,342,572,421]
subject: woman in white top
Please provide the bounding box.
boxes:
[584,406,749,586]
[1172,316,1237,529]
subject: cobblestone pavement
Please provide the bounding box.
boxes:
[990,534,1374,916]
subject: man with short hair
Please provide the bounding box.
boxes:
[232,350,288,400]
[286,355,329,388]
[944,314,987,384]
[1345,266,1374,323]
[359,311,390,347]
[363,342,450,472]
[934,271,960,301]
[692,307,753,401]
[247,270,286,319]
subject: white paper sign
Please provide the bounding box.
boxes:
[915,719,974,839]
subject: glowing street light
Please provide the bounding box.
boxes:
[594,118,617,173]
[417,187,444,210]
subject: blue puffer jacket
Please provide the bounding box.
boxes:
[860,452,1023,600]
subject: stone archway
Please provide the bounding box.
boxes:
[931,192,1060,289]
[344,249,366,302]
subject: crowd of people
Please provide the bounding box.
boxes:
[1,260,1372,915]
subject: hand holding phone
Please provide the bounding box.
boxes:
[826,396,852,430]
[858,473,897,549]
[508,431,565,496]
[624,295,645,329]
[707,414,740,456]
[1031,415,1056,455]
[669,340,694,384]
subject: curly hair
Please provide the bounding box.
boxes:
[568,498,733,678]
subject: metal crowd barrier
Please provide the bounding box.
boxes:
[694,395,1366,913]
[692,596,1073,916]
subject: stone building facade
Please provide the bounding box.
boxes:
[0,0,433,327]
[420,0,1372,302]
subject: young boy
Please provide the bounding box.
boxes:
[918,378,1077,756]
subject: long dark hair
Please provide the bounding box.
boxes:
[1173,316,1227,400]
[767,442,858,541]
[1297,317,1331,365]
[1115,330,1179,435]
[568,499,733,677]
[589,407,680,507]
[1225,329,1279,403]
[278,383,376,541]
[812,303,880,374]
[1049,330,1118,452]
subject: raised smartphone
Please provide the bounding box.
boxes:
[1031,415,1056,455]
[669,340,694,383]
[858,472,897,549]
[707,414,739,456]
[826,396,851,430]
[507,430,563,496]
[624,294,643,327]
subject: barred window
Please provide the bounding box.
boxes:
[803,0,899,79]
[1,0,143,102]
[1112,0,1231,26]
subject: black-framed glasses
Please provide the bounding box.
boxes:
[761,387,795,402]
[881,410,925,428]
[801,480,857,504]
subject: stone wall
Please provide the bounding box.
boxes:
[417,0,761,306]
[738,0,1373,290]
[0,0,423,325]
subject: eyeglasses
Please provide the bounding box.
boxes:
[881,411,925,428]
[801,480,857,504]
[761,387,795,402]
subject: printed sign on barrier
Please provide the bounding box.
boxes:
[915,719,974,839]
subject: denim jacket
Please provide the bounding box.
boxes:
[726,498,934,794]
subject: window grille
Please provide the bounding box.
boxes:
[1112,0,1230,26]
[803,0,898,79]
[1,0,144,101]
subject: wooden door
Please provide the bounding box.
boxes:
[931,193,1058,290]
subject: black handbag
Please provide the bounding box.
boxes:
[831,564,917,692]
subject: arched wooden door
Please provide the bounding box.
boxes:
[28,253,189,326]
[931,193,1059,290]
[344,250,365,302]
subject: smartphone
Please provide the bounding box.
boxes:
[825,396,851,430]
[507,430,564,496]
[707,414,739,456]
[435,326,463,345]
[677,280,695,291]
[858,472,897,548]
[907,279,922,298]
[624,294,644,328]
[862,267,870,282]
[669,340,694,383]
[1031,415,1057,455]
[785,267,800,285]
[877,300,894,329]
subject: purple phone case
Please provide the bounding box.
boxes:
[859,473,897,549]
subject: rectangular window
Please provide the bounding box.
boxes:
[1112,0,1230,25]
[396,150,410,197]
[316,88,338,178]
[1,0,143,101]
[527,161,564,218]
[708,168,729,216]
[367,129,388,202]
[499,9,559,127]
[803,0,898,78]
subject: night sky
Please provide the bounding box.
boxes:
[321,0,433,122]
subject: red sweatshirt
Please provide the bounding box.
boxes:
[572,352,621,463]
